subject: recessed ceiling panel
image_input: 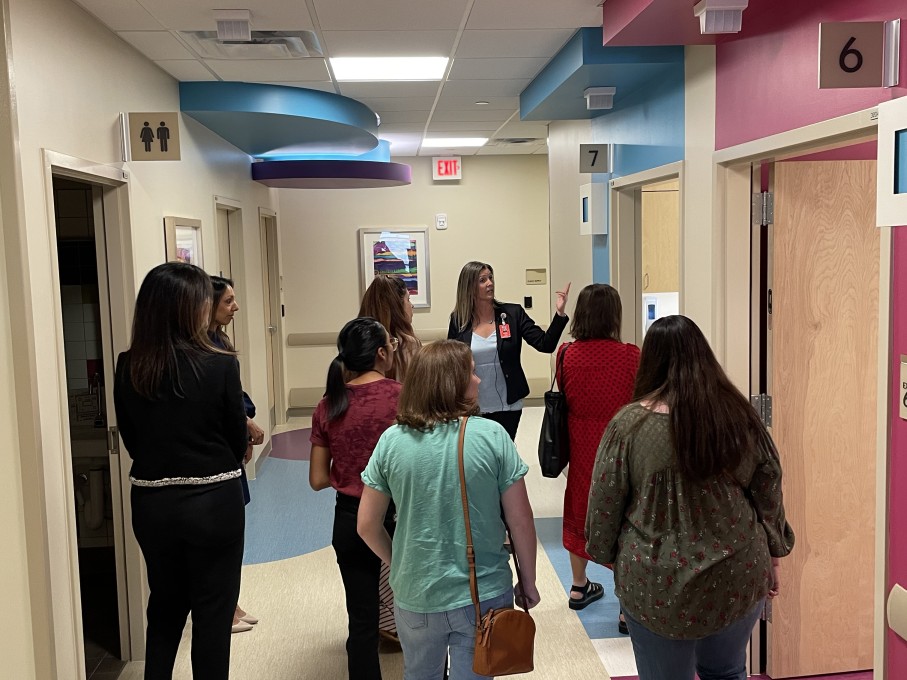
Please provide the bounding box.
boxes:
[322,30,457,57]
[205,59,330,82]
[495,121,550,139]
[339,82,442,98]
[477,144,545,155]
[441,79,530,98]
[431,109,512,123]
[456,29,575,58]
[118,31,194,60]
[449,58,548,81]
[131,0,316,31]
[155,60,216,81]
[313,0,469,31]
[72,0,163,31]
[466,0,602,30]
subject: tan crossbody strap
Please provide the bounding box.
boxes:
[457,417,529,634]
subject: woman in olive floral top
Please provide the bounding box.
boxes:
[585,315,794,680]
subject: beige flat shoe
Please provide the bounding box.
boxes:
[239,612,259,625]
[232,620,253,634]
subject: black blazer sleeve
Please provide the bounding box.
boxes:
[517,307,569,353]
[223,358,251,462]
[448,314,460,340]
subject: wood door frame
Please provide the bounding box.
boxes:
[39,149,144,672]
[713,106,891,677]
[609,160,685,345]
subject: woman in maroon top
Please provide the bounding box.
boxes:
[556,284,639,623]
[309,317,402,680]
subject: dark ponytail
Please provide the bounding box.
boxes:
[325,317,388,421]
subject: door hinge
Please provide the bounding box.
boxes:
[752,191,774,226]
[107,426,120,456]
[750,394,773,427]
[762,598,773,623]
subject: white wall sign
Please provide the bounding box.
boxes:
[128,112,181,161]
[432,156,461,180]
[819,22,886,89]
[579,144,611,173]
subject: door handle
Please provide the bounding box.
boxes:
[268,325,277,333]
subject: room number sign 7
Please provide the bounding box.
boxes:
[579,144,611,173]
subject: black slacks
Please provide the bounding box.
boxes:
[131,478,245,680]
[481,409,523,441]
[332,492,395,680]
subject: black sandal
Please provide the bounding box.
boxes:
[568,579,604,610]
[618,616,629,635]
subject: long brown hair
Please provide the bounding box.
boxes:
[126,262,226,399]
[632,315,772,481]
[210,275,235,351]
[452,261,501,333]
[359,274,419,380]
[396,341,479,430]
[570,283,622,341]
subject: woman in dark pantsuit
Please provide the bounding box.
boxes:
[114,262,249,680]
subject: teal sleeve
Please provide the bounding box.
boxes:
[497,431,528,494]
[361,436,391,495]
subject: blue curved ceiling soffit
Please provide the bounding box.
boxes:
[179,82,411,188]
[520,28,684,121]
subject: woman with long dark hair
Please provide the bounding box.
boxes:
[358,341,540,679]
[585,315,795,680]
[359,274,421,382]
[308,317,402,680]
[448,260,570,440]
[556,284,639,623]
[208,275,265,633]
[114,262,249,680]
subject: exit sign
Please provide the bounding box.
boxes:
[433,156,462,180]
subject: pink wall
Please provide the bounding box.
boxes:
[889,228,907,675]
[716,0,907,149]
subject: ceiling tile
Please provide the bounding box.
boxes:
[427,122,501,132]
[440,79,529,98]
[448,57,547,81]
[477,143,544,155]
[378,110,431,124]
[265,82,338,93]
[133,0,315,31]
[72,0,163,30]
[339,82,442,98]
[466,0,602,30]
[322,31,457,57]
[431,109,512,123]
[435,95,520,111]
[358,97,437,112]
[418,146,480,157]
[455,29,575,58]
[313,0,469,31]
[118,31,194,60]
[376,124,427,134]
[494,121,549,139]
[204,59,330,82]
[154,60,216,81]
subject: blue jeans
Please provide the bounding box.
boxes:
[395,590,514,680]
[624,599,764,680]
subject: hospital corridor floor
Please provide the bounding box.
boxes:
[119,407,638,680]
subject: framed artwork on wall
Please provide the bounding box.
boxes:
[358,226,431,308]
[164,216,203,268]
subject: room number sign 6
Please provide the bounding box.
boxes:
[819,22,887,89]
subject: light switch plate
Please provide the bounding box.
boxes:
[435,213,448,230]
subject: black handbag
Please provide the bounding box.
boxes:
[538,343,570,478]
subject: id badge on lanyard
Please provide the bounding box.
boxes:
[498,312,511,339]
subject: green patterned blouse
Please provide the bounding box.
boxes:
[585,403,795,640]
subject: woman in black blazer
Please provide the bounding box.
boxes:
[448,260,570,439]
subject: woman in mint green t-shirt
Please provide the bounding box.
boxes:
[358,340,540,680]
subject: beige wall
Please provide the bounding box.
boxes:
[547,120,594,338]
[3,0,280,674]
[277,154,553,399]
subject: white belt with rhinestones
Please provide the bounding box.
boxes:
[130,469,241,487]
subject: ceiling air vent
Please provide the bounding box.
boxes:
[584,87,616,110]
[214,9,252,42]
[181,30,323,60]
[489,138,543,146]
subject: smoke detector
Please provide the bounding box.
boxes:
[584,87,616,110]
[180,30,323,60]
[214,9,252,42]
[693,0,749,35]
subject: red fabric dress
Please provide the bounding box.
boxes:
[556,339,640,560]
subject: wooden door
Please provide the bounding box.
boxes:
[768,160,878,677]
[640,178,680,293]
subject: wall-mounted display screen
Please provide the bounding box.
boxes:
[896,129,907,195]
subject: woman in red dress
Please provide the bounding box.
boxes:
[556,284,639,627]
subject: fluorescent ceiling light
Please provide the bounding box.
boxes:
[422,137,488,148]
[331,57,448,81]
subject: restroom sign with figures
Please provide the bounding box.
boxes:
[128,112,181,161]
[433,157,461,180]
